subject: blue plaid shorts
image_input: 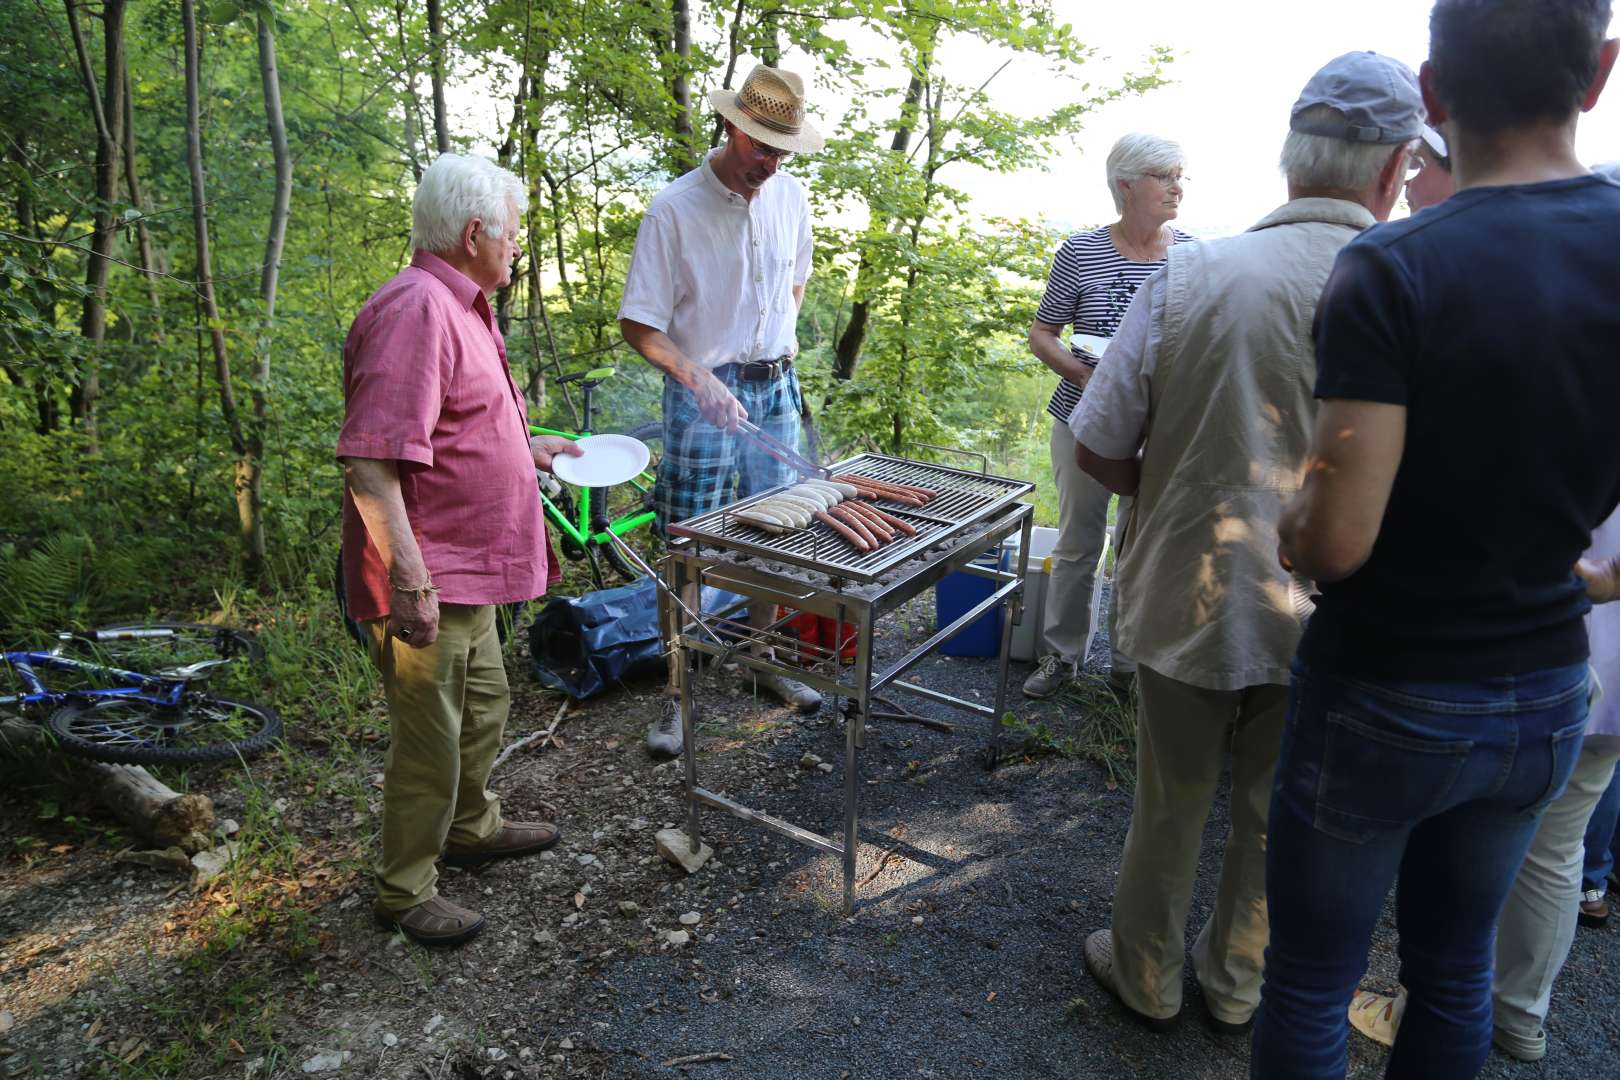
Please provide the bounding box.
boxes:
[655,367,804,531]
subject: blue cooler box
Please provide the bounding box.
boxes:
[934,550,1003,657]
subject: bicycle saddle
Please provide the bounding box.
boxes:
[155,658,230,681]
[557,366,616,387]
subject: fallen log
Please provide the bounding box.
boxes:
[1,718,216,853]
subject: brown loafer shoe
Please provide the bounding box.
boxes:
[442,821,562,868]
[373,895,485,947]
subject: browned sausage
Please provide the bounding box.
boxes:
[839,501,895,542]
[832,504,884,546]
[856,503,918,537]
[814,510,870,552]
[835,474,931,503]
[838,476,924,506]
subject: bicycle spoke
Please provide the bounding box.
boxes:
[49,695,282,764]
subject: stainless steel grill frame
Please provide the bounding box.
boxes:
[667,453,1031,583]
[660,453,1035,914]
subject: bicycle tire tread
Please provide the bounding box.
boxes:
[48,694,283,766]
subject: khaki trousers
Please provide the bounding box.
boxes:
[1493,733,1620,1042]
[1046,421,1133,673]
[1110,665,1288,1022]
[366,604,507,910]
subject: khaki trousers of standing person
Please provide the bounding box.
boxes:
[1046,421,1133,674]
[365,604,507,911]
[1493,732,1620,1047]
[1110,665,1288,1022]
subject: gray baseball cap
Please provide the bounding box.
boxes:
[1290,51,1425,145]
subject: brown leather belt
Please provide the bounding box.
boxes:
[720,356,794,383]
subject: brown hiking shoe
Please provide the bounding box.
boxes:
[442,821,562,868]
[373,895,485,947]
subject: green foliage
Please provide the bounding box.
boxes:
[999,676,1138,786]
[0,0,1166,635]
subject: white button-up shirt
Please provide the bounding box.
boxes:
[618,149,813,370]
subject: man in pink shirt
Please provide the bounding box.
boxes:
[339,154,581,946]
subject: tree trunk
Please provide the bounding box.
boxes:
[395,0,427,179]
[7,140,61,434]
[426,0,450,153]
[181,0,252,566]
[64,0,127,450]
[832,64,928,381]
[1,720,216,853]
[245,10,293,576]
[710,0,746,149]
[121,63,162,341]
[669,0,697,174]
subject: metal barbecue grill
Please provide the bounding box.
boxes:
[659,450,1035,913]
[669,453,1031,583]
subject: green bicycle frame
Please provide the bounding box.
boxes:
[530,424,657,547]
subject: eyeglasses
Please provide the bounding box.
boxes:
[1146,171,1186,186]
[743,133,794,163]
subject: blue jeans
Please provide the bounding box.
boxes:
[1251,659,1588,1080]
[1581,764,1620,892]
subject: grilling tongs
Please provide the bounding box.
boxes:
[737,418,826,480]
[601,416,821,648]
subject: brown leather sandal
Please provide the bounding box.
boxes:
[373,895,485,946]
[442,821,562,868]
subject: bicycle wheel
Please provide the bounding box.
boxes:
[616,422,664,518]
[48,694,282,765]
[88,622,265,669]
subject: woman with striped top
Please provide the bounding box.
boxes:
[1023,133,1194,700]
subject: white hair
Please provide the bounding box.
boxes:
[1279,106,1411,191]
[1593,162,1620,182]
[1105,133,1185,214]
[411,154,526,254]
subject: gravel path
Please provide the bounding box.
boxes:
[565,589,1620,1079]
[3,584,1616,1078]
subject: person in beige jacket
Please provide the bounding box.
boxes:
[1067,52,1424,1034]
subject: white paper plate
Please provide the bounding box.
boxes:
[1074,333,1111,357]
[551,433,651,488]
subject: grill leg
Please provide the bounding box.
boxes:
[990,512,1034,762]
[843,603,869,916]
[675,560,702,855]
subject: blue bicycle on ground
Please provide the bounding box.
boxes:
[0,622,282,766]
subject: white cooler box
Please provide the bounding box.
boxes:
[1001,526,1061,662]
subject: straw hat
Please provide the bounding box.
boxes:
[709,64,825,154]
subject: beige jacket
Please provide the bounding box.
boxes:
[1116,198,1375,690]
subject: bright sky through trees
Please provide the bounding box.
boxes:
[946,0,1620,234]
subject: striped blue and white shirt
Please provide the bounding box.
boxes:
[1036,225,1194,422]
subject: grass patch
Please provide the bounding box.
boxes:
[998,677,1138,787]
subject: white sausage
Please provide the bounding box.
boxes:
[735,510,786,534]
[753,499,810,528]
[770,493,824,519]
[789,484,835,509]
[801,480,850,504]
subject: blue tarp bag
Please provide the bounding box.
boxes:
[528,576,746,700]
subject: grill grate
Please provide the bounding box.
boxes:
[668,453,1032,582]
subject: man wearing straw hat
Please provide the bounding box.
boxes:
[619,63,827,757]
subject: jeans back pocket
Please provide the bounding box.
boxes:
[1314,711,1472,844]
[1515,717,1587,816]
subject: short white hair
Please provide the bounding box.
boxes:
[1105,133,1185,214]
[1279,106,1411,191]
[411,154,526,254]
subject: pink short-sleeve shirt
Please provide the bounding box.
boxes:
[338,250,553,621]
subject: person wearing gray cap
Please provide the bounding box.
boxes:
[1258,0,1620,1076]
[1069,49,1420,1037]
